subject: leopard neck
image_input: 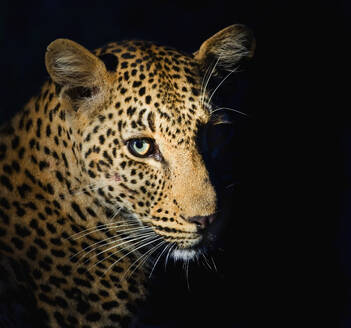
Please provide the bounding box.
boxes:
[0,81,109,228]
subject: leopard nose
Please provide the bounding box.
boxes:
[188,214,216,231]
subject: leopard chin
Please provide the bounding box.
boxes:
[171,248,198,261]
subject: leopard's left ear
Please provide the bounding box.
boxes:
[194,24,255,75]
[45,38,110,112]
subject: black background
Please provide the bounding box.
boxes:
[0,1,350,327]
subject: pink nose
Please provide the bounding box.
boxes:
[188,215,216,231]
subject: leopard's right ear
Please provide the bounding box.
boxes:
[45,39,109,112]
[194,25,255,76]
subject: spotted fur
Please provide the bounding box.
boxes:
[0,25,254,327]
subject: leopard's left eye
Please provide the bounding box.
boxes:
[127,138,155,158]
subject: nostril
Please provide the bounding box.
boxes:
[188,215,216,231]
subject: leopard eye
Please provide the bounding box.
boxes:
[127,138,154,157]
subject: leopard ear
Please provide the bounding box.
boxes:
[194,24,255,75]
[45,38,108,111]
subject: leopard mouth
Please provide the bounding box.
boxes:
[170,214,220,261]
[139,213,220,262]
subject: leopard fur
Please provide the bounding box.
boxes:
[0,25,254,327]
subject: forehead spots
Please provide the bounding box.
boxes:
[95,41,209,149]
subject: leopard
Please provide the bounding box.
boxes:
[0,24,254,327]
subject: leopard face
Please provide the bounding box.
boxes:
[78,52,216,252]
[44,25,254,261]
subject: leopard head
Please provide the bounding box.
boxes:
[45,25,254,260]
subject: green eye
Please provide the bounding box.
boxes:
[127,138,154,157]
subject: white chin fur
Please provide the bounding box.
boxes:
[171,248,197,261]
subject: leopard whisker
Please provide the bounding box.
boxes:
[68,220,139,241]
[100,235,163,277]
[70,225,154,261]
[207,67,238,104]
[148,242,173,278]
[201,55,221,109]
[75,234,152,267]
[83,227,154,261]
[201,252,213,271]
[164,243,177,271]
[200,59,216,108]
[64,222,115,240]
[110,207,122,220]
[225,182,238,189]
[187,258,191,290]
[124,239,167,280]
[87,233,157,270]
[210,106,249,118]
[210,256,218,272]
